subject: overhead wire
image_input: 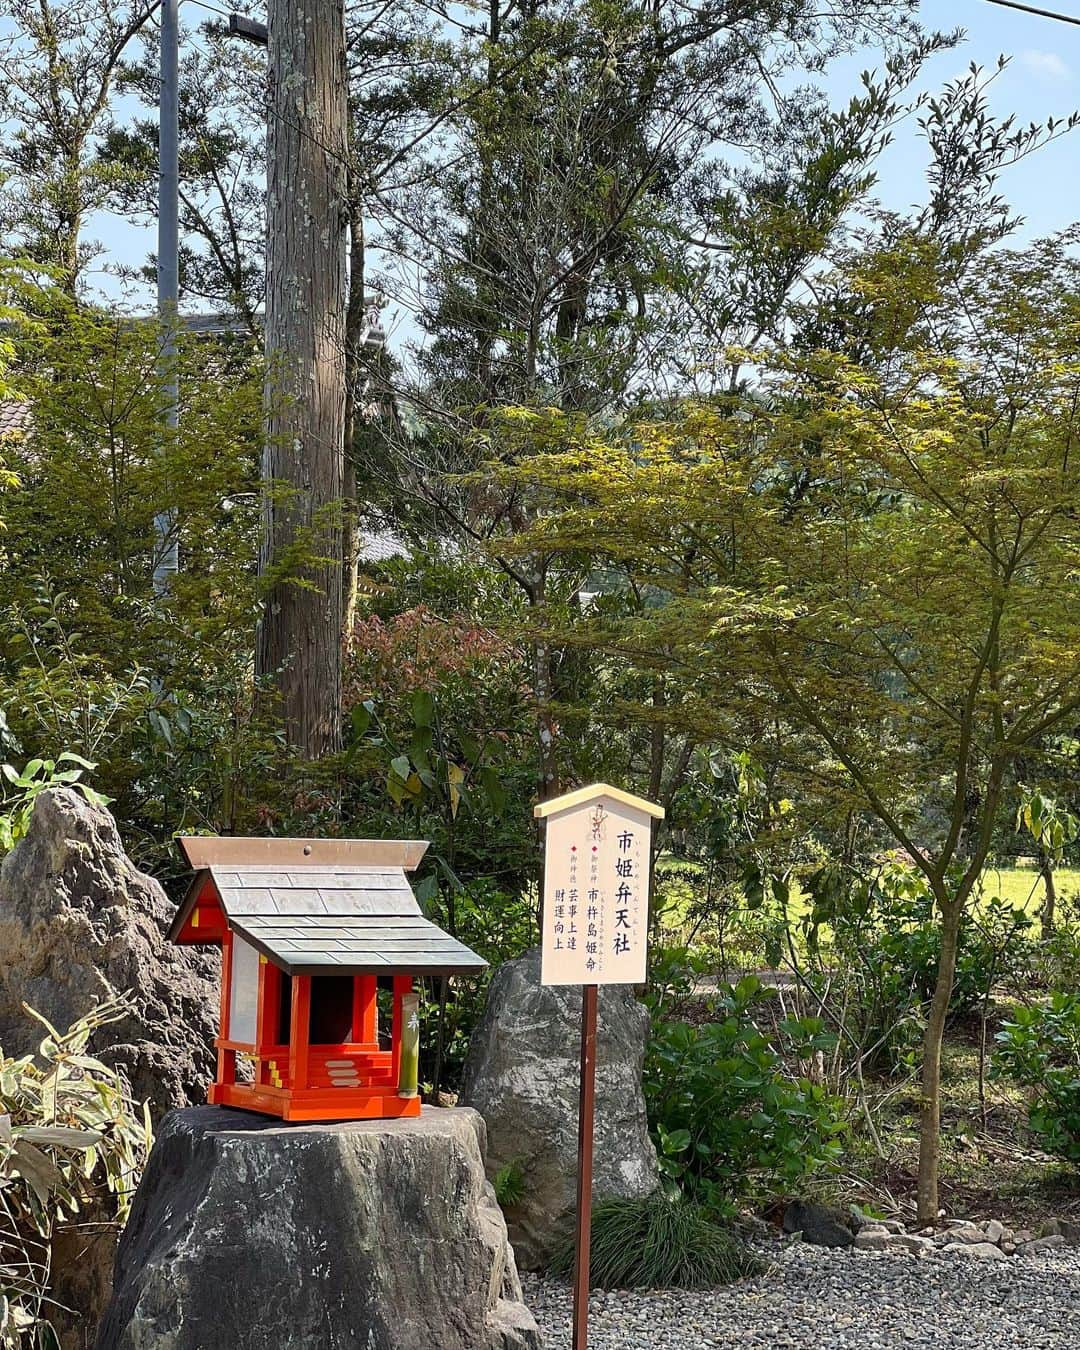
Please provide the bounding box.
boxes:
[983,0,1080,27]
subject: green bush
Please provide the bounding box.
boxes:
[993,993,1080,1165]
[0,999,153,1347]
[644,971,846,1211]
[1029,891,1080,991]
[802,861,1034,1072]
[549,1192,765,1290]
[0,753,110,855]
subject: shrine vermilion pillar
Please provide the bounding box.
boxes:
[289,975,312,1091]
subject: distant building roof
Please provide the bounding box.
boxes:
[168,303,385,346]
[171,862,487,978]
[357,524,410,563]
[0,399,31,439]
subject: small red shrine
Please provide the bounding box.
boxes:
[168,835,486,1122]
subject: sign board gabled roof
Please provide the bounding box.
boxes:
[169,860,486,978]
[533,782,665,821]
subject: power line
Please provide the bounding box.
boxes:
[984,0,1080,27]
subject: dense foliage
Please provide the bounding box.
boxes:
[645,969,846,1211]
[0,0,1078,1279]
[995,995,1080,1166]
[0,1001,152,1347]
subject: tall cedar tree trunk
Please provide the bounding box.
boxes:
[257,0,348,756]
[341,133,366,643]
[916,894,964,1222]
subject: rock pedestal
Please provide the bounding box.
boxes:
[0,788,219,1114]
[459,948,658,1269]
[96,1106,540,1350]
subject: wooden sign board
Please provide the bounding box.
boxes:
[535,784,664,988]
[534,784,664,1350]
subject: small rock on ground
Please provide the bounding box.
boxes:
[523,1242,1080,1348]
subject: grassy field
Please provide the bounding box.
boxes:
[979,865,1080,914]
[654,864,1080,945]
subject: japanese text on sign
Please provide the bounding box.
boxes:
[536,788,662,987]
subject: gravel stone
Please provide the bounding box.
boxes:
[523,1242,1080,1348]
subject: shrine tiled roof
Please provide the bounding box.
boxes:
[170,863,487,978]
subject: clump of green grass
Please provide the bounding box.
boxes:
[549,1192,765,1290]
[493,1158,526,1208]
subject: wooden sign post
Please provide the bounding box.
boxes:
[534,784,664,1350]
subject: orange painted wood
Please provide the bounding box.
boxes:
[284,1086,405,1102]
[211,1081,423,1122]
[209,929,426,1121]
[307,1045,391,1061]
[282,1096,422,1122]
[175,881,228,943]
[236,1040,383,1058]
[390,975,411,1087]
[573,984,598,1350]
[289,975,312,1092]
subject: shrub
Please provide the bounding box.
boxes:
[644,972,846,1212]
[993,993,1080,1165]
[0,753,110,855]
[0,999,152,1346]
[1029,891,1080,991]
[802,861,1034,1073]
[549,1192,765,1290]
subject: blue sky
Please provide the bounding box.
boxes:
[831,0,1080,239]
[83,0,1080,311]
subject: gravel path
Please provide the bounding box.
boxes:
[523,1243,1080,1348]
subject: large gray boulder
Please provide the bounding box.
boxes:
[0,787,219,1114]
[97,1105,541,1350]
[459,947,657,1269]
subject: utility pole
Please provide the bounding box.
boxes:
[256,0,349,757]
[154,0,180,598]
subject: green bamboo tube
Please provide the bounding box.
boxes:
[398,992,420,1097]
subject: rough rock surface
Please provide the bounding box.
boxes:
[0,787,219,1114]
[1040,1216,1080,1244]
[96,1105,541,1350]
[459,948,658,1270]
[782,1200,854,1248]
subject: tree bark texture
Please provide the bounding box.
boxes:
[916,896,964,1224]
[341,179,366,643]
[257,0,348,757]
[1039,842,1057,939]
